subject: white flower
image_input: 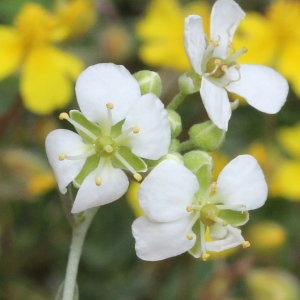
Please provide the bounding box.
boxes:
[132,155,267,261]
[184,0,288,130]
[46,63,170,213]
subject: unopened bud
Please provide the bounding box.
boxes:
[167,109,182,138]
[178,70,201,95]
[133,70,162,97]
[189,120,226,152]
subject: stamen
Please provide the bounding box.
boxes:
[221,65,228,72]
[133,173,142,182]
[114,152,142,178]
[202,253,210,261]
[103,145,113,153]
[60,114,97,140]
[61,148,95,161]
[106,102,114,109]
[59,153,66,160]
[186,233,194,240]
[209,215,228,226]
[224,47,248,66]
[133,126,140,133]
[59,112,69,120]
[215,204,246,211]
[186,211,200,233]
[242,241,250,248]
[186,205,194,212]
[95,176,101,186]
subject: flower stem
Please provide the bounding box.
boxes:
[167,92,187,110]
[62,207,99,300]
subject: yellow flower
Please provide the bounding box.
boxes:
[126,181,144,217]
[55,0,96,39]
[0,3,84,114]
[136,0,210,71]
[234,0,300,96]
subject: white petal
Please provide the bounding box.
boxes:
[200,78,231,130]
[121,93,170,160]
[71,165,129,213]
[209,223,227,240]
[205,225,244,252]
[132,216,195,261]
[210,0,245,58]
[139,160,199,222]
[45,129,86,194]
[227,64,288,114]
[184,15,206,74]
[214,155,268,210]
[75,63,141,124]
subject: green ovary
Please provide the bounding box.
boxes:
[200,203,220,226]
[95,136,117,157]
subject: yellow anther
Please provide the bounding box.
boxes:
[186,205,193,212]
[59,153,66,161]
[95,176,102,186]
[211,182,217,192]
[214,59,222,66]
[235,63,241,70]
[133,126,140,133]
[186,234,194,240]
[242,241,250,248]
[59,112,69,120]
[202,253,210,261]
[134,173,142,182]
[106,102,114,109]
[221,65,228,72]
[104,145,113,153]
[222,220,228,226]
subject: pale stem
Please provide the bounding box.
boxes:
[62,207,99,300]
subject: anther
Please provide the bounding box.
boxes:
[95,176,102,186]
[242,241,250,248]
[221,65,228,72]
[104,145,113,153]
[214,59,222,65]
[59,112,69,120]
[59,153,66,161]
[133,126,140,133]
[202,253,210,261]
[106,102,114,109]
[134,173,142,182]
[234,63,240,70]
[186,234,194,240]
[186,205,193,212]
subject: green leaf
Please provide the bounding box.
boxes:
[219,209,249,226]
[112,146,147,172]
[70,110,101,143]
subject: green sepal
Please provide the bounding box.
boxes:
[74,154,98,185]
[55,281,79,300]
[183,150,213,193]
[110,119,125,138]
[219,209,249,226]
[112,146,147,172]
[70,110,101,143]
[188,220,202,258]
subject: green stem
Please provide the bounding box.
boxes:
[167,92,187,110]
[62,207,99,300]
[179,140,195,152]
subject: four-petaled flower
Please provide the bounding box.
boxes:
[132,155,267,261]
[46,63,171,213]
[184,0,288,130]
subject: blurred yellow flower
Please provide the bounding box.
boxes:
[234,0,300,95]
[136,0,210,71]
[247,123,300,201]
[126,181,144,217]
[55,0,96,39]
[0,2,85,114]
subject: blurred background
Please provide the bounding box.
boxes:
[1,0,300,299]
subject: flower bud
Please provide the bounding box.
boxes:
[189,120,226,151]
[183,150,212,190]
[178,70,201,95]
[133,70,162,97]
[167,109,182,138]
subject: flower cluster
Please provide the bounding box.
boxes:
[46,0,288,262]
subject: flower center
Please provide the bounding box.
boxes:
[200,203,220,226]
[94,136,117,157]
[205,58,226,78]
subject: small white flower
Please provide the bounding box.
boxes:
[132,155,267,261]
[184,0,288,130]
[46,63,170,213]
